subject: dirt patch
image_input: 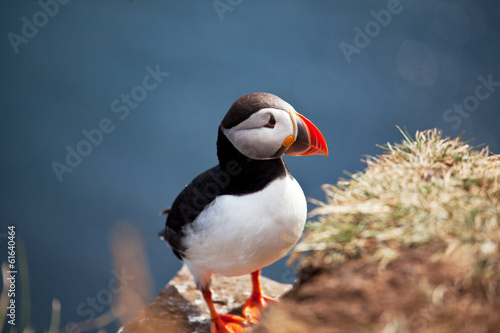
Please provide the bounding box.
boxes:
[253,245,500,333]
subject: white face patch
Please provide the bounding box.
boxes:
[221,108,295,160]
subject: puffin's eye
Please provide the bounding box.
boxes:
[264,114,276,128]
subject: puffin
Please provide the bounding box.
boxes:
[160,92,328,333]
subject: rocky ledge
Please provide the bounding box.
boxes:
[119,265,291,333]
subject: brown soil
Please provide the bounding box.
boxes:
[252,245,500,333]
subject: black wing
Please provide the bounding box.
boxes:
[161,165,228,259]
[161,130,288,260]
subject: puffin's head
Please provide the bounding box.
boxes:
[220,93,328,160]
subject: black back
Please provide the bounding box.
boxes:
[162,127,289,259]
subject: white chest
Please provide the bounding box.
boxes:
[183,175,307,278]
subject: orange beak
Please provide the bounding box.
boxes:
[285,112,328,156]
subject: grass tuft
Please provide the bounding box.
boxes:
[294,128,500,286]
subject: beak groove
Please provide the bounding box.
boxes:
[285,112,328,156]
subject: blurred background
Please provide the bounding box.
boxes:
[1,0,499,332]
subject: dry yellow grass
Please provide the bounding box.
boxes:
[294,128,500,286]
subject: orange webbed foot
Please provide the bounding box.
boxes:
[211,313,249,333]
[242,292,278,323]
[241,270,279,324]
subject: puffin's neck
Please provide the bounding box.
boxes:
[216,126,289,195]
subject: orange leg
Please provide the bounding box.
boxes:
[242,270,278,323]
[202,287,249,333]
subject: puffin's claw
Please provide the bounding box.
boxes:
[242,293,278,324]
[211,313,249,333]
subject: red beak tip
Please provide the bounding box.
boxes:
[288,111,329,157]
